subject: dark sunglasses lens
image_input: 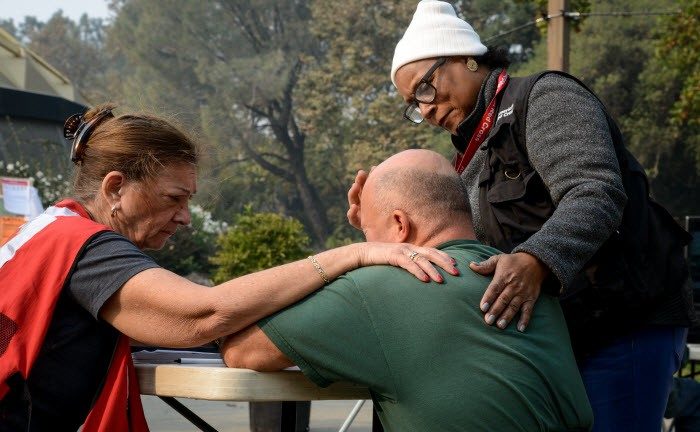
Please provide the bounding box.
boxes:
[415,83,436,104]
[404,104,423,124]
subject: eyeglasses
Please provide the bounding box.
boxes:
[64,109,114,163]
[403,57,447,124]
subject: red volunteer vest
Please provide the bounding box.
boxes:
[0,199,149,431]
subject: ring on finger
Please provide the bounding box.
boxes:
[408,251,420,262]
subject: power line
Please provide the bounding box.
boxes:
[570,10,681,18]
[483,10,681,43]
[483,18,547,43]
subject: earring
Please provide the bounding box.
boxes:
[111,204,119,217]
[467,58,478,72]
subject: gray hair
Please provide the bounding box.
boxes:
[372,167,471,233]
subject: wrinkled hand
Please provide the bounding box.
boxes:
[359,242,459,283]
[347,169,369,230]
[469,252,549,332]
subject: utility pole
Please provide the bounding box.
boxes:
[547,0,570,72]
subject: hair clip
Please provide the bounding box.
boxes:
[64,109,114,164]
[63,113,83,140]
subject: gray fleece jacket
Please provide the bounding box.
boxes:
[458,69,628,290]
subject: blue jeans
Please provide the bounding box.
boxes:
[579,326,688,432]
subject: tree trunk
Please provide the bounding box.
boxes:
[294,169,330,247]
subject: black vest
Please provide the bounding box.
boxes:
[470,71,693,356]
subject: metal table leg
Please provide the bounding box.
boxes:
[372,406,384,432]
[280,401,299,431]
[159,396,219,432]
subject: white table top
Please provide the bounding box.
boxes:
[135,363,370,401]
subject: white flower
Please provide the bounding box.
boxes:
[6,164,14,171]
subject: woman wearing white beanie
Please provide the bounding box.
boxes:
[348,1,694,431]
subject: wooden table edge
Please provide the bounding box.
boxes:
[136,363,371,401]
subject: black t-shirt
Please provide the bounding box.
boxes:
[0,231,158,431]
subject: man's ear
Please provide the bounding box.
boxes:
[391,210,412,243]
[101,171,126,207]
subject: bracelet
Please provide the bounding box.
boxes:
[308,255,330,284]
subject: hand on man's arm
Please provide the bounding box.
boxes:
[221,325,294,371]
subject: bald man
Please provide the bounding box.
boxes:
[222,150,593,432]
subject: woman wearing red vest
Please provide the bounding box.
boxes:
[348,1,694,431]
[0,103,457,431]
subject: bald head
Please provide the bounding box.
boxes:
[360,149,473,245]
[371,149,457,178]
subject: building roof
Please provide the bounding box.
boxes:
[0,27,87,105]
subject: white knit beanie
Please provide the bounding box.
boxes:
[391,0,487,86]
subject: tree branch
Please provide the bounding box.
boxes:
[240,140,295,182]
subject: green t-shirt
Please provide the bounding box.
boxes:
[259,240,593,432]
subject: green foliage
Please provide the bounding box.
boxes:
[520,0,591,32]
[513,0,699,215]
[460,0,542,63]
[622,0,700,214]
[146,205,227,278]
[10,11,110,102]
[210,207,311,283]
[299,0,452,244]
[6,0,698,233]
[108,0,331,246]
[657,0,699,133]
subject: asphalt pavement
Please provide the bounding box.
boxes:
[142,397,374,431]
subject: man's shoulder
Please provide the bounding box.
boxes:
[340,264,414,290]
[339,240,499,292]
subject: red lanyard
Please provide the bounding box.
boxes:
[454,69,509,174]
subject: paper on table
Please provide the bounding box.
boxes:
[132,349,222,364]
[132,349,301,371]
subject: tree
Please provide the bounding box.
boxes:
[622,0,700,214]
[106,0,569,247]
[298,0,448,245]
[299,0,560,245]
[512,0,698,214]
[210,207,310,283]
[515,0,670,118]
[109,0,331,246]
[12,12,110,102]
[461,0,544,64]
[0,19,18,37]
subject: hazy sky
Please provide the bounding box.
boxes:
[0,0,112,23]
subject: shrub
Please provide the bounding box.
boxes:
[210,207,311,283]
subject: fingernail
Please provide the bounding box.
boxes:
[470,261,480,266]
[497,319,507,329]
[436,275,444,283]
[480,302,490,312]
[451,267,460,276]
[517,324,526,333]
[423,275,430,283]
[486,314,496,325]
